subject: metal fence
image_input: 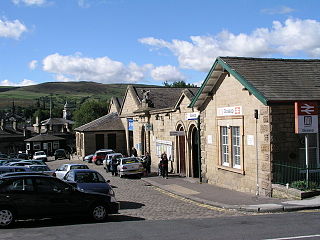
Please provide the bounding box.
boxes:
[273,162,320,187]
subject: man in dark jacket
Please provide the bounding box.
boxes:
[160,152,168,178]
[144,152,151,176]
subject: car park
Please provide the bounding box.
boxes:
[103,153,123,171]
[54,164,89,179]
[33,151,48,162]
[83,154,94,163]
[63,169,114,195]
[117,157,145,178]
[0,173,119,227]
[54,149,69,160]
[92,149,115,165]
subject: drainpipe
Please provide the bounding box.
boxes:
[254,109,259,195]
[197,115,202,183]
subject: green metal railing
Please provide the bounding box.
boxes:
[273,162,320,187]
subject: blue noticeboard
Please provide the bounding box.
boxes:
[128,118,133,131]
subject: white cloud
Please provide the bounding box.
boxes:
[151,65,186,82]
[140,18,320,72]
[0,19,27,39]
[42,53,153,83]
[12,0,47,6]
[29,60,38,70]
[261,6,295,15]
[0,79,36,86]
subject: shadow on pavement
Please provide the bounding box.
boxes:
[11,215,145,229]
[120,201,145,210]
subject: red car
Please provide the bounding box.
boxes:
[92,149,114,165]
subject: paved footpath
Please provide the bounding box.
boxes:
[48,159,252,220]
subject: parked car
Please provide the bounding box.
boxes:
[54,164,89,179]
[16,153,29,160]
[0,154,8,160]
[83,154,94,163]
[54,149,69,160]
[92,149,115,165]
[5,162,34,167]
[117,157,145,178]
[18,160,47,166]
[26,165,55,176]
[33,151,48,162]
[63,169,114,195]
[103,153,123,171]
[0,166,29,175]
[0,173,119,227]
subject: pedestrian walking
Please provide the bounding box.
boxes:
[160,151,168,179]
[144,152,151,176]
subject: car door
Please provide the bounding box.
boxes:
[0,178,36,217]
[55,165,68,179]
[34,177,85,217]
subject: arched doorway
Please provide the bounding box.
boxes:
[177,124,186,176]
[190,125,199,178]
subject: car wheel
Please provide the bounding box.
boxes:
[0,208,15,227]
[95,160,102,165]
[90,204,107,222]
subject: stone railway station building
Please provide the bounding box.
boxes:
[76,56,320,197]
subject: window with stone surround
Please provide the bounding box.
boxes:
[217,117,243,173]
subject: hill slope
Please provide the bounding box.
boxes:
[0,81,158,108]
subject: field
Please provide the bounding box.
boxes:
[0,82,155,109]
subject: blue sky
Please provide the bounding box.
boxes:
[0,0,320,87]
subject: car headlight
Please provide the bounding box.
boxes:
[108,188,115,197]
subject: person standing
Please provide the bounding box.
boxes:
[110,156,118,176]
[144,152,151,176]
[161,152,168,179]
[131,147,138,157]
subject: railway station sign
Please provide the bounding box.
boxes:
[295,102,318,134]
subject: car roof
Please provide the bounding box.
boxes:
[0,172,48,177]
[64,163,87,166]
[68,169,98,173]
[0,166,29,169]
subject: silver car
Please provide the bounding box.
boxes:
[117,157,144,178]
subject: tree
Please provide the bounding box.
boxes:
[163,80,196,88]
[73,100,109,128]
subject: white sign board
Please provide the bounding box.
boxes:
[295,102,318,134]
[247,135,254,146]
[217,106,242,116]
[170,131,186,136]
[186,112,199,120]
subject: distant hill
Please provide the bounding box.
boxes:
[0,81,159,109]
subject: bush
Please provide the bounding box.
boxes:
[290,180,318,191]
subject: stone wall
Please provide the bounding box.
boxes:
[200,74,272,196]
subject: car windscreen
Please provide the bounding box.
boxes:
[70,165,89,170]
[75,172,105,183]
[30,166,50,171]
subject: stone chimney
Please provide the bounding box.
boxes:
[0,119,5,130]
[12,120,17,130]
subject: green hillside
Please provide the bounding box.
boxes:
[0,81,157,109]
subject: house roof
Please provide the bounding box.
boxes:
[41,118,74,126]
[190,57,320,108]
[74,112,124,132]
[24,134,65,142]
[133,86,199,110]
[108,97,123,114]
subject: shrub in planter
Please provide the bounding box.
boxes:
[290,180,318,191]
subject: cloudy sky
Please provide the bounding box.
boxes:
[0,0,320,87]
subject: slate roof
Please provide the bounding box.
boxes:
[41,118,74,125]
[219,57,320,102]
[74,112,124,132]
[24,134,65,142]
[133,87,199,110]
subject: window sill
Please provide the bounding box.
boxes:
[217,165,245,175]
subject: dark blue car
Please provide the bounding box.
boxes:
[63,169,114,195]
